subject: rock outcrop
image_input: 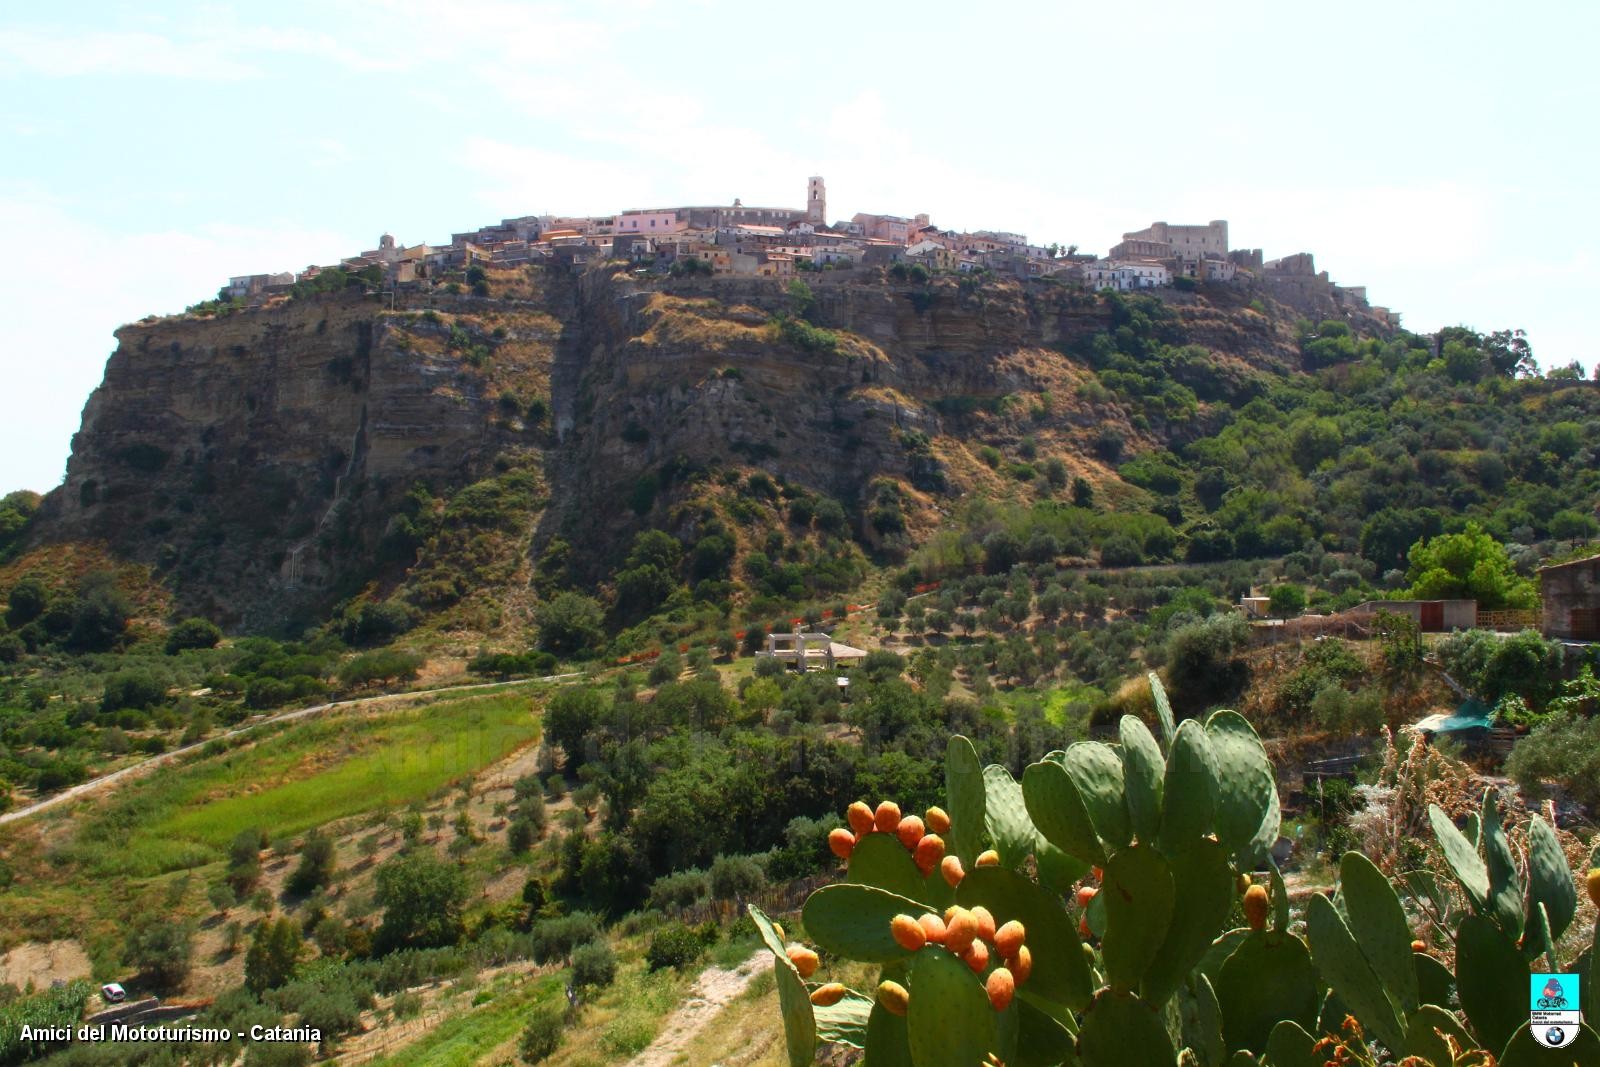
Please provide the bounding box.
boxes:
[31,267,1311,629]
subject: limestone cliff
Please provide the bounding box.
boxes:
[31,267,1311,630]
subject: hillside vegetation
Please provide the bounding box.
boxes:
[0,264,1598,1065]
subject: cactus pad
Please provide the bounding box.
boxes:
[848,830,928,902]
[1101,844,1176,993]
[1023,759,1106,865]
[864,1000,915,1067]
[1119,715,1165,845]
[1481,788,1525,941]
[947,735,989,867]
[1526,815,1577,943]
[1213,930,1317,1054]
[1264,1018,1322,1067]
[1159,719,1217,856]
[803,884,933,963]
[1147,671,1176,752]
[1143,838,1234,1006]
[1455,912,1528,1058]
[1338,850,1419,1015]
[1077,989,1176,1067]
[983,762,1037,870]
[1064,742,1132,851]
[907,946,1001,1067]
[1306,892,1406,1053]
[813,990,873,1049]
[1427,804,1489,911]
[1203,711,1276,864]
[957,865,1096,1011]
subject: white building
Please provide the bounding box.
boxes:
[1082,259,1172,291]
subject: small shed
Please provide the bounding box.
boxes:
[1538,554,1600,640]
[1353,600,1477,632]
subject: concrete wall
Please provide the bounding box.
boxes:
[1541,556,1600,639]
[1353,600,1477,632]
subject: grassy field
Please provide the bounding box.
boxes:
[70,692,541,877]
[0,691,544,955]
[366,971,569,1067]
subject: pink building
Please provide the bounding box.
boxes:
[617,210,688,234]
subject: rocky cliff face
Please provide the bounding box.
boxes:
[34,268,1308,630]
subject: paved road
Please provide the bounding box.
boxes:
[0,673,579,828]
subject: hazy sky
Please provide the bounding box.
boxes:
[2,1,1595,492]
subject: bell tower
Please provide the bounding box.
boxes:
[806,176,826,226]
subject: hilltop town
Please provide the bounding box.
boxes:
[221,176,1397,327]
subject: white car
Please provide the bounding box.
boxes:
[100,983,126,1003]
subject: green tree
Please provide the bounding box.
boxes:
[536,592,604,657]
[545,687,603,767]
[286,832,337,896]
[1401,523,1536,610]
[519,1003,566,1063]
[244,917,303,994]
[165,616,222,654]
[123,916,195,991]
[373,850,467,952]
[1268,584,1306,618]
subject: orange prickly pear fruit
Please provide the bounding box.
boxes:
[897,814,926,850]
[1587,868,1600,909]
[1091,866,1103,882]
[788,945,819,978]
[810,982,847,1006]
[976,849,1000,867]
[874,801,902,834]
[940,854,965,887]
[994,920,1026,958]
[964,937,990,973]
[913,833,945,876]
[1079,915,1093,940]
[925,806,951,834]
[1075,886,1097,909]
[918,912,948,946]
[891,914,928,952]
[828,827,856,860]
[877,979,909,1017]
[1011,943,1033,984]
[971,905,997,943]
[1243,884,1270,931]
[945,907,979,956]
[986,967,1015,1011]
[847,801,875,835]
[1410,939,1427,953]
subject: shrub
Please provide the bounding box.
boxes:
[338,649,423,688]
[645,921,709,971]
[286,831,337,896]
[123,916,195,991]
[647,869,711,911]
[536,593,605,657]
[244,918,303,994]
[101,669,166,713]
[529,913,600,964]
[166,616,223,653]
[708,854,765,901]
[1506,710,1600,809]
[571,941,617,990]
[519,1003,566,1063]
[374,851,468,952]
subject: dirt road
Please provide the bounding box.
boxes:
[627,951,768,1067]
[0,674,578,828]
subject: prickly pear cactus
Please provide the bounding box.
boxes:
[757,673,1600,1066]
